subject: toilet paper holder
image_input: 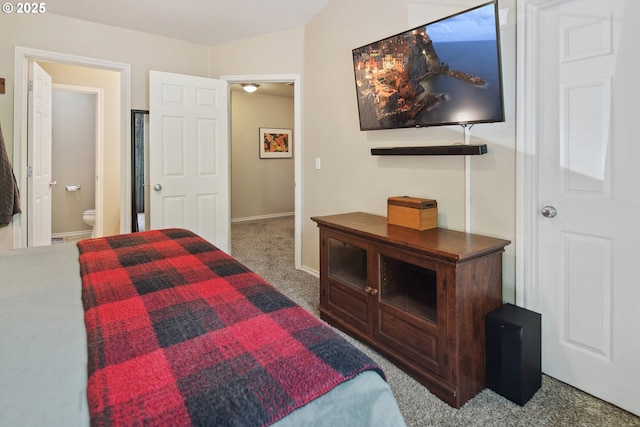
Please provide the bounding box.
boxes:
[65,185,81,192]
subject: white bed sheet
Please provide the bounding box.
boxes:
[0,243,88,426]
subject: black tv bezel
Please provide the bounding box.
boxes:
[352,1,505,131]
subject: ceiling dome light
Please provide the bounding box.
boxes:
[242,83,259,93]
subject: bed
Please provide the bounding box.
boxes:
[0,229,406,427]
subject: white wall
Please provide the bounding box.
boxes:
[231,90,294,220]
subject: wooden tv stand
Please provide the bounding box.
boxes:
[311,212,510,408]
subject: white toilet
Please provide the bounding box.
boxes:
[82,209,96,237]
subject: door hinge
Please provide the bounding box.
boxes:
[26,166,32,178]
[28,80,33,91]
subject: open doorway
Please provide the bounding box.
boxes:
[222,74,302,269]
[12,47,131,248]
[50,85,101,243]
[229,82,294,220]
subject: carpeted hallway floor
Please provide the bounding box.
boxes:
[231,216,640,426]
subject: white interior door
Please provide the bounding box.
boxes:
[536,0,639,415]
[149,71,230,252]
[27,61,53,247]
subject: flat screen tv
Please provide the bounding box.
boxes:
[352,1,504,131]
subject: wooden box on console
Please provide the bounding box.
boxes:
[387,196,438,231]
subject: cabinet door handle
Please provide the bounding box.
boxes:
[370,288,378,296]
[364,286,379,296]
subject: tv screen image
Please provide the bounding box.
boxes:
[352,1,504,131]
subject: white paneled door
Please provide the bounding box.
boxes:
[536,0,639,415]
[27,61,53,247]
[149,71,230,252]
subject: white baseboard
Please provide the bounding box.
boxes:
[51,230,92,239]
[298,265,319,278]
[231,212,294,223]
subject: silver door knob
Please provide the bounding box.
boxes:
[49,181,57,188]
[541,206,557,218]
[153,184,162,191]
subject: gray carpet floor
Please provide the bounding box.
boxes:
[231,216,640,427]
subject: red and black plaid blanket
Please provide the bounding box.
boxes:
[77,229,383,427]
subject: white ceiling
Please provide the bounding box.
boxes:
[46,0,331,46]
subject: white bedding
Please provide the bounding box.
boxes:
[0,242,406,427]
[1,243,88,426]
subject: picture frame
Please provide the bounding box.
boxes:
[259,127,292,159]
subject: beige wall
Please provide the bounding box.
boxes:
[300,0,517,300]
[231,90,294,220]
[50,89,95,235]
[207,27,305,77]
[210,0,518,300]
[0,12,210,248]
[209,0,517,301]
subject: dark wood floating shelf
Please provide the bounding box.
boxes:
[371,144,487,156]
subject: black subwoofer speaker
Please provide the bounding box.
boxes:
[486,303,541,405]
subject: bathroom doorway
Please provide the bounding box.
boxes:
[13,47,129,249]
[50,85,100,243]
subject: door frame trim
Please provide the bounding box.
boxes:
[221,74,302,269]
[515,0,566,310]
[12,47,131,248]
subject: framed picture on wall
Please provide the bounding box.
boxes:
[259,127,292,159]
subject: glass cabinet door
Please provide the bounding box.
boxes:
[324,234,372,334]
[380,254,437,324]
[328,238,367,291]
[376,250,442,374]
